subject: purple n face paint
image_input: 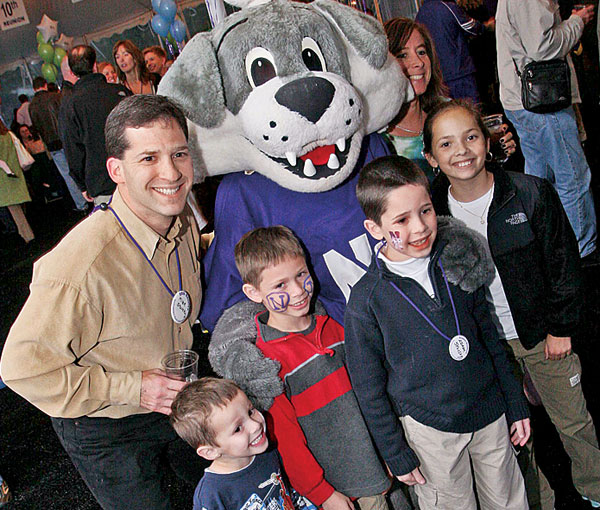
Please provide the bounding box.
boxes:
[303,275,314,295]
[266,291,291,312]
[389,231,404,251]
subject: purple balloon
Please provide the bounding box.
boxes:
[151,14,170,38]
[170,20,186,43]
[158,0,177,22]
[151,0,162,11]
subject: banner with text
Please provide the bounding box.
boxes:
[0,0,29,31]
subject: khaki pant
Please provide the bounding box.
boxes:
[400,414,528,510]
[7,204,34,243]
[509,339,600,502]
[356,493,388,510]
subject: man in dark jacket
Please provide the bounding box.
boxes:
[30,76,87,211]
[59,45,131,205]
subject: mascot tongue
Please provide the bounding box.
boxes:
[300,145,335,166]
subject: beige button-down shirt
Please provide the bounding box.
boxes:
[1,189,202,418]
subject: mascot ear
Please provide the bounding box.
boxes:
[311,0,413,134]
[311,0,388,69]
[157,32,226,129]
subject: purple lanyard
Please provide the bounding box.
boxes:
[376,245,461,342]
[95,200,182,298]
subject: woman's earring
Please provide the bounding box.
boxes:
[486,151,493,162]
[433,166,440,176]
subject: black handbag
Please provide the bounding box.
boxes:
[514,59,571,114]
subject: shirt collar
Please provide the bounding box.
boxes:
[110,188,181,259]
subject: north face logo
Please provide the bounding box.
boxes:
[506,213,528,225]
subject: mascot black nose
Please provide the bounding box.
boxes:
[275,77,335,124]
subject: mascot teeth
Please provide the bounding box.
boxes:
[285,152,297,167]
[303,159,317,177]
[327,154,340,170]
[335,138,346,152]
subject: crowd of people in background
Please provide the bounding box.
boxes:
[2,1,600,509]
[0,38,173,244]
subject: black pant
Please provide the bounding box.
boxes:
[51,413,204,510]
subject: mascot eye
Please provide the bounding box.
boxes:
[245,47,278,88]
[301,37,327,72]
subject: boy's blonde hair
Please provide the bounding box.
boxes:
[170,377,242,448]
[235,226,305,288]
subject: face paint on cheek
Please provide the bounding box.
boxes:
[389,231,404,251]
[266,291,290,312]
[303,275,314,295]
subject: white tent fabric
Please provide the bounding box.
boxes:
[0,0,203,74]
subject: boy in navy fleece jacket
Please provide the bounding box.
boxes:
[345,155,530,510]
[235,226,390,510]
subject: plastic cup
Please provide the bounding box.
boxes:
[161,350,199,382]
[483,114,508,164]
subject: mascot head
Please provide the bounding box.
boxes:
[158,0,412,192]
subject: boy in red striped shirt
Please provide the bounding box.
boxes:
[235,226,390,510]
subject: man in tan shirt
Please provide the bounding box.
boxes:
[1,95,203,510]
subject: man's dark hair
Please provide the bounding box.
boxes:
[143,45,167,59]
[69,45,97,77]
[18,94,28,103]
[32,77,47,90]
[105,95,189,159]
[357,155,430,225]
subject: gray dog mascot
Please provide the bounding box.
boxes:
[159,0,492,405]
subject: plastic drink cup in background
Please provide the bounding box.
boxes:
[161,350,199,382]
[483,113,509,164]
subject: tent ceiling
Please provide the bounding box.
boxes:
[0,0,152,69]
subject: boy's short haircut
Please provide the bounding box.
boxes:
[357,155,430,225]
[235,226,305,288]
[170,377,242,448]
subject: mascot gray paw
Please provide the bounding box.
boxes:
[209,299,328,410]
[437,216,495,293]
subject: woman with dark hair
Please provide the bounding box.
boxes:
[112,40,158,94]
[382,17,514,182]
[0,120,34,243]
[383,18,450,181]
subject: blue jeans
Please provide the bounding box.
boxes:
[50,149,87,210]
[506,107,597,256]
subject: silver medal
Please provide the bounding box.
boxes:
[449,335,469,361]
[171,290,191,324]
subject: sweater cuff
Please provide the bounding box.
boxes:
[385,448,421,477]
[305,480,335,507]
[505,399,530,426]
[109,370,142,406]
[568,13,585,33]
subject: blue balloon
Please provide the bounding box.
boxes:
[158,0,177,22]
[151,14,170,37]
[170,20,186,43]
[151,0,161,11]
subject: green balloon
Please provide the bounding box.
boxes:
[167,32,176,45]
[36,31,46,44]
[38,43,55,64]
[41,62,58,83]
[54,47,67,68]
